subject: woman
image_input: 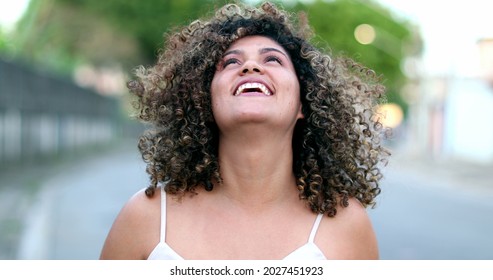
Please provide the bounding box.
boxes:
[100,1,389,260]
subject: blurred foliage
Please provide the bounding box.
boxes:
[8,0,421,112]
[0,29,7,52]
[0,27,16,56]
[51,0,234,64]
[12,0,230,72]
[290,0,421,112]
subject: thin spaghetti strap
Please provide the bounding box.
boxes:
[159,187,167,242]
[308,213,323,243]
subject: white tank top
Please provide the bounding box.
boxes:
[148,187,327,260]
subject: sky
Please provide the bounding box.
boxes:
[0,0,30,31]
[1,0,492,76]
[375,0,493,76]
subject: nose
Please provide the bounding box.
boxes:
[240,60,263,75]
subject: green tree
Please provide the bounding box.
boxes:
[12,0,420,113]
[13,0,228,74]
[0,29,7,52]
[0,26,17,56]
[289,0,421,113]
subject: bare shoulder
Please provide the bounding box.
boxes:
[316,197,379,260]
[99,188,161,260]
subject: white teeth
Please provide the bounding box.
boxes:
[235,82,271,96]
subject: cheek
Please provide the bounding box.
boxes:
[209,78,224,117]
[210,72,228,99]
[289,79,303,118]
[210,84,221,111]
[210,93,220,118]
[210,76,219,98]
[288,79,301,103]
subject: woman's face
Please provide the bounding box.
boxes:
[210,35,303,134]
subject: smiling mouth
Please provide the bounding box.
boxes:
[234,82,272,96]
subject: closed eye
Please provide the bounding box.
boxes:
[265,55,282,65]
[223,58,241,67]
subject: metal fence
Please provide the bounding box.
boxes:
[0,58,121,167]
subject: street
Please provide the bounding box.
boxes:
[371,161,493,259]
[16,142,148,260]
[14,142,493,260]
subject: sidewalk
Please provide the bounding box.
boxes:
[6,141,493,260]
[387,147,493,196]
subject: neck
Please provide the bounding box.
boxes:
[215,127,299,211]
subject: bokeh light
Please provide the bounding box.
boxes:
[376,102,404,128]
[354,24,376,45]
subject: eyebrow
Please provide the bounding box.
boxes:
[222,47,289,58]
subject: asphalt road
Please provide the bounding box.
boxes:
[371,162,493,259]
[16,142,148,260]
[14,142,493,260]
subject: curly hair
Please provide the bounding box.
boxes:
[128,1,390,217]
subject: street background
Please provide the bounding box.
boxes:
[2,138,492,260]
[1,0,493,260]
